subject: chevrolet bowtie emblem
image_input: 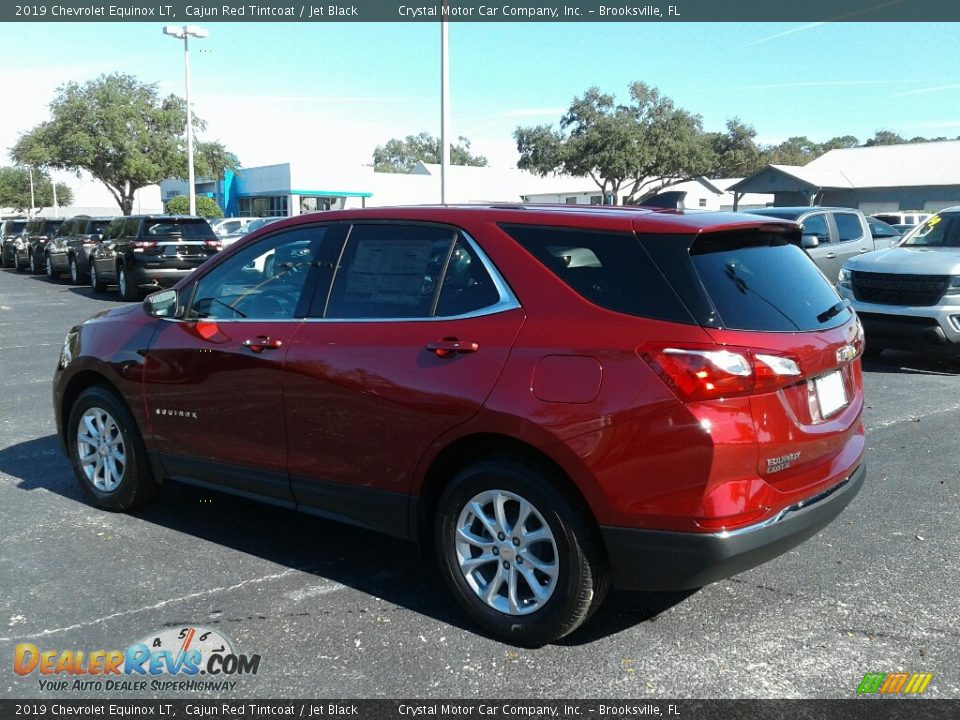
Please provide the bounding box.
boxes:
[836,344,857,363]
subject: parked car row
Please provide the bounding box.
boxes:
[2,214,229,300]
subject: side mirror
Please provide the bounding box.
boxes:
[801,234,820,249]
[144,289,182,319]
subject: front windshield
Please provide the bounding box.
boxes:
[902,213,960,247]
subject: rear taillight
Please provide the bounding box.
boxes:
[204,240,221,249]
[130,240,157,249]
[641,345,801,402]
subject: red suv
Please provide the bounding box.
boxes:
[53,206,866,645]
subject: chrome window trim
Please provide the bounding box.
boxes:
[161,225,522,324]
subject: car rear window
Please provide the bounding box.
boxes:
[88,220,110,234]
[689,230,850,331]
[144,219,214,238]
[5,221,27,234]
[499,224,692,323]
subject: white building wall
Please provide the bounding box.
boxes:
[42,169,163,217]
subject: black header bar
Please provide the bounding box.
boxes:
[5,0,960,23]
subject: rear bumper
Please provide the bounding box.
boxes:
[127,265,197,290]
[600,461,866,591]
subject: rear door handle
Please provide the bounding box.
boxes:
[824,252,837,259]
[243,336,283,353]
[859,247,870,253]
[427,338,479,358]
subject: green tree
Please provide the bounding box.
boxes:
[515,82,712,205]
[164,194,224,219]
[762,136,823,166]
[11,73,238,215]
[864,130,906,147]
[373,132,488,173]
[0,166,73,213]
[820,135,860,152]
[705,118,765,177]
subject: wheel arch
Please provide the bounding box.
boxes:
[59,370,138,450]
[413,432,601,553]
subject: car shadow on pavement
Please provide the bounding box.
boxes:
[0,435,88,504]
[861,350,959,376]
[1,435,688,645]
[67,285,126,302]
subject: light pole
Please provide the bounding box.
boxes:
[163,24,209,216]
[440,7,450,204]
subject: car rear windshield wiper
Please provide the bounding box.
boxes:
[816,299,851,323]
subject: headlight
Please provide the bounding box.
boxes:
[947,276,960,296]
[58,331,76,370]
[838,267,852,288]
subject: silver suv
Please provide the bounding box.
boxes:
[837,207,960,356]
[746,207,895,283]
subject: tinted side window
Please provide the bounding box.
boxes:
[104,220,124,240]
[188,226,327,320]
[834,213,864,242]
[123,218,140,236]
[324,224,457,319]
[435,238,501,317]
[801,214,830,241]
[500,224,690,323]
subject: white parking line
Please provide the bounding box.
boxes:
[0,568,304,642]
[869,402,960,431]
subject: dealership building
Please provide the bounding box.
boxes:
[158,161,582,217]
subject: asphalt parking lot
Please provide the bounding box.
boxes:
[1,266,958,700]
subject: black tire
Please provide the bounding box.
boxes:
[69,255,86,285]
[435,455,609,646]
[14,251,25,273]
[0,249,7,269]
[90,263,107,293]
[118,265,139,301]
[67,385,159,511]
[45,254,60,279]
[28,251,40,274]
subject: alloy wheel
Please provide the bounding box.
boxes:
[454,489,559,616]
[75,407,127,493]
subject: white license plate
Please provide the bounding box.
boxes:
[815,370,848,418]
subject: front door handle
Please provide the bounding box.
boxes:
[824,252,837,259]
[859,247,870,253]
[427,338,479,358]
[243,336,283,353]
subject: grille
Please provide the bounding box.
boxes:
[851,271,949,307]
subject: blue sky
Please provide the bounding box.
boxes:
[3,21,960,172]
